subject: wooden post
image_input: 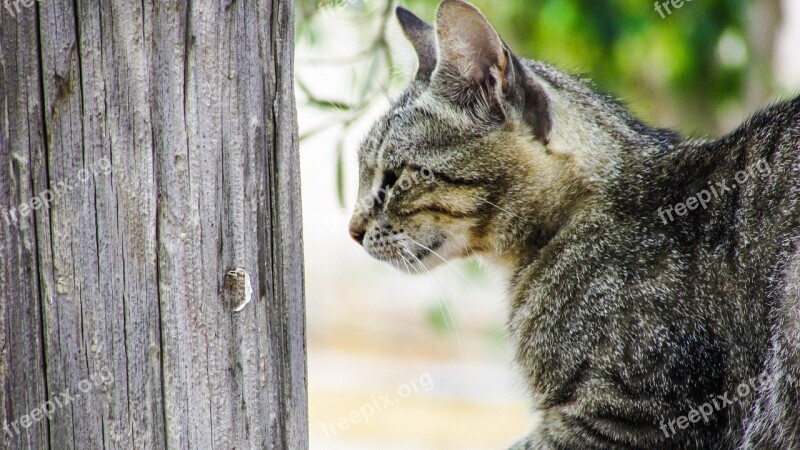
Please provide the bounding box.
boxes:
[0,0,307,448]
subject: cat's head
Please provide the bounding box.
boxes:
[348,0,590,271]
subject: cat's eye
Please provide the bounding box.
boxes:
[377,168,403,205]
[382,167,404,189]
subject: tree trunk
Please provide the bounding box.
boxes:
[0,0,307,448]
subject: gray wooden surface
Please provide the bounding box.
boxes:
[0,0,307,448]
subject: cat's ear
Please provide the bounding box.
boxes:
[396,6,437,82]
[433,0,508,90]
[507,56,553,144]
[432,0,552,144]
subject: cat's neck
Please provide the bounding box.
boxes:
[526,60,684,180]
[495,61,767,270]
[502,62,692,266]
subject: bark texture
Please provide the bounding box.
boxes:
[0,0,307,448]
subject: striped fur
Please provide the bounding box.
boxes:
[348,1,800,448]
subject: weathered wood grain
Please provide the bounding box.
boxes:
[0,0,307,448]
[0,6,50,449]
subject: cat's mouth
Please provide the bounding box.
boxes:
[384,236,447,273]
[361,226,453,273]
[403,237,444,260]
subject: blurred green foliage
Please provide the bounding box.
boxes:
[425,298,457,334]
[297,0,783,208]
[298,0,784,135]
[297,0,785,334]
[462,259,487,282]
[402,0,762,133]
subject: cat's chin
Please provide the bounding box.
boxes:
[386,254,446,275]
[385,257,426,274]
[363,230,468,274]
[373,245,447,274]
[388,235,471,275]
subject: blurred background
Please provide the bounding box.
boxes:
[295,1,800,448]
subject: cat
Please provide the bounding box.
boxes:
[347,1,800,448]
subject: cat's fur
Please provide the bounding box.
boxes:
[347,1,800,448]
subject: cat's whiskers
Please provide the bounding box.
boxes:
[460,235,477,258]
[400,243,431,277]
[393,236,417,274]
[406,237,479,288]
[399,242,464,356]
[394,247,415,277]
[475,196,528,222]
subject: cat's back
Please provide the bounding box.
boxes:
[731,95,800,448]
[721,96,800,285]
[723,95,800,182]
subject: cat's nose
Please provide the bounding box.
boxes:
[348,216,367,245]
[349,226,365,245]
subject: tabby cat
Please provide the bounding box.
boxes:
[347,1,800,448]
